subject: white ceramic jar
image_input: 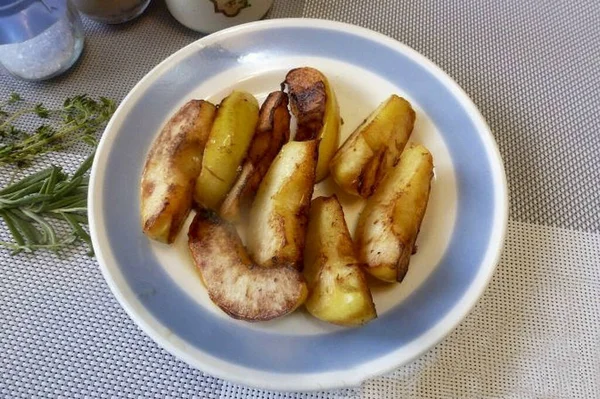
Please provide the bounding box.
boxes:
[165,0,274,34]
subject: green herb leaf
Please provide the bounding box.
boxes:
[34,103,50,118]
[0,93,115,167]
[8,93,22,105]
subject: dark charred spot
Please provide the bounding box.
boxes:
[142,182,155,196]
[197,207,224,226]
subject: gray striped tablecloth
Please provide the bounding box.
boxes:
[1,1,599,397]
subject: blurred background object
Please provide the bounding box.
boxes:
[71,0,151,24]
[165,0,273,33]
[0,0,84,81]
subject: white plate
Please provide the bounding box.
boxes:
[89,19,508,391]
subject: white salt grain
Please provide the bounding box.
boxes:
[0,12,83,80]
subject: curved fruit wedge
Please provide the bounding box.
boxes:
[188,209,308,321]
[141,99,217,243]
[304,196,377,326]
[194,90,259,210]
[247,140,318,269]
[284,67,340,182]
[220,91,291,222]
[355,143,434,283]
[330,95,415,198]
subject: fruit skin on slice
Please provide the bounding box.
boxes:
[188,208,308,322]
[304,195,377,326]
[194,90,259,210]
[355,143,434,283]
[284,67,341,182]
[330,95,415,198]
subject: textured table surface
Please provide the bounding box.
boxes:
[1,1,599,398]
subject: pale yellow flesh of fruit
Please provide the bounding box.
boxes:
[141,100,216,243]
[284,67,340,182]
[220,91,290,222]
[188,209,307,321]
[304,196,377,326]
[330,94,415,198]
[247,140,318,270]
[194,90,259,210]
[355,143,434,283]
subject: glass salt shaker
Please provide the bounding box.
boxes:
[0,0,85,81]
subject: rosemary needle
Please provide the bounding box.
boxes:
[0,92,116,254]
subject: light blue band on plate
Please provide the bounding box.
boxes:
[102,26,494,373]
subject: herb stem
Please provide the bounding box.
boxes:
[0,94,115,167]
[0,107,38,131]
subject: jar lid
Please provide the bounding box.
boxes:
[0,0,67,45]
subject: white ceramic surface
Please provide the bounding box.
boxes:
[89,19,508,391]
[165,0,274,33]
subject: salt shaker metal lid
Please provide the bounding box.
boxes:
[0,0,67,45]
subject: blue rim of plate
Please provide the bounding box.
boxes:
[89,19,508,391]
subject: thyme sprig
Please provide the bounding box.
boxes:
[0,93,115,167]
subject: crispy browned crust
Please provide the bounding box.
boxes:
[395,182,431,282]
[284,67,327,141]
[255,91,290,138]
[357,149,385,198]
[141,183,190,243]
[329,95,416,198]
[188,209,307,321]
[220,91,291,222]
[141,100,216,243]
[355,144,433,283]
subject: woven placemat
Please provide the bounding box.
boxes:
[1,0,599,397]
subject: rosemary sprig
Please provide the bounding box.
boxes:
[0,93,115,167]
[0,153,95,255]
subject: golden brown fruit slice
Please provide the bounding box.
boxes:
[284,67,340,182]
[220,91,291,222]
[188,209,308,321]
[304,196,377,326]
[194,91,259,210]
[355,143,434,283]
[247,140,318,270]
[330,95,415,198]
[141,100,217,243]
